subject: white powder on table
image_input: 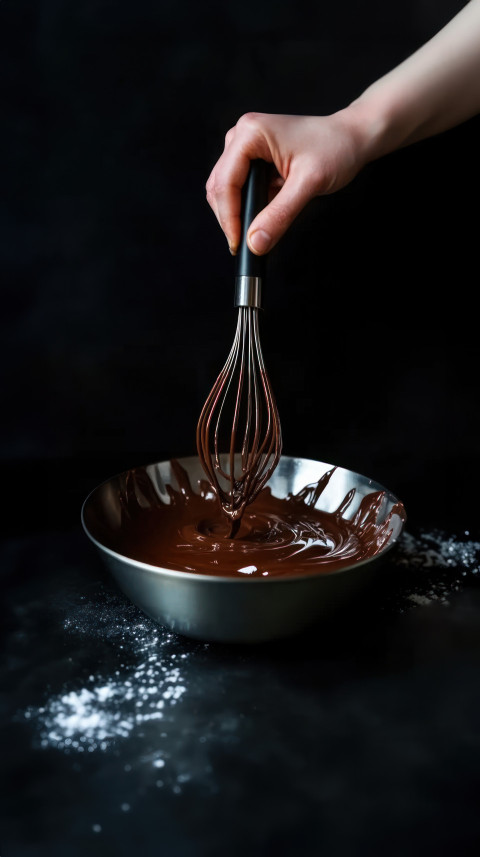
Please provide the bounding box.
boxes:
[23,595,191,759]
[390,528,480,609]
[22,528,480,757]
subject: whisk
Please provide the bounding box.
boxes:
[197,159,282,535]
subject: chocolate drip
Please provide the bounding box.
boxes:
[111,461,406,579]
[196,307,282,530]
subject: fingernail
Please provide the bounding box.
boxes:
[248,229,272,254]
[228,240,237,256]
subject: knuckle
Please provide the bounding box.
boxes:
[236,111,262,129]
[302,158,332,194]
[205,177,214,199]
[212,179,229,197]
[224,127,235,145]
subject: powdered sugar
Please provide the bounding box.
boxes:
[39,667,184,750]
[22,528,480,760]
[395,530,480,571]
[23,593,191,756]
[390,528,480,609]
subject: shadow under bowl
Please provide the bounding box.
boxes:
[81,455,406,643]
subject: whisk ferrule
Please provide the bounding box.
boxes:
[234,276,262,309]
[197,159,282,529]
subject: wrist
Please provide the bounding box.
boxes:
[337,87,415,167]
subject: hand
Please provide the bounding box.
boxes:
[206,3,480,256]
[205,110,371,255]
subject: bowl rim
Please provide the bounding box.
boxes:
[81,454,406,585]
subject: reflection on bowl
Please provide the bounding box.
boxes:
[82,456,406,643]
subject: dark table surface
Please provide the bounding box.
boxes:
[3,2,480,853]
[2,509,480,857]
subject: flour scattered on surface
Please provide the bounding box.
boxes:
[21,528,480,764]
[390,529,480,609]
[407,594,433,607]
[24,595,190,754]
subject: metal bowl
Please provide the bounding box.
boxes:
[81,455,405,643]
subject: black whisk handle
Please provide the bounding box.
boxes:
[235,159,269,282]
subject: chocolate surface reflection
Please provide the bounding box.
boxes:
[113,460,406,579]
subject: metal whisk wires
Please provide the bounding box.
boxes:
[197,159,282,532]
[196,304,281,527]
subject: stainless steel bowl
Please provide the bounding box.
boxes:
[81,455,405,643]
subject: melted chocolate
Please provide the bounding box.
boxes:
[196,307,282,534]
[111,460,406,579]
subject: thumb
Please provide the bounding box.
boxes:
[246,169,315,255]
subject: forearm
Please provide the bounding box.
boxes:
[207,1,480,253]
[345,0,480,163]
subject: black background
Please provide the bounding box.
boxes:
[2,0,480,533]
[3,2,480,855]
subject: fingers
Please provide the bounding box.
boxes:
[206,111,363,255]
[206,159,249,255]
[205,127,236,242]
[224,127,235,148]
[246,166,316,254]
[206,113,273,254]
[215,161,250,256]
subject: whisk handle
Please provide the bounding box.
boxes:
[234,159,269,305]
